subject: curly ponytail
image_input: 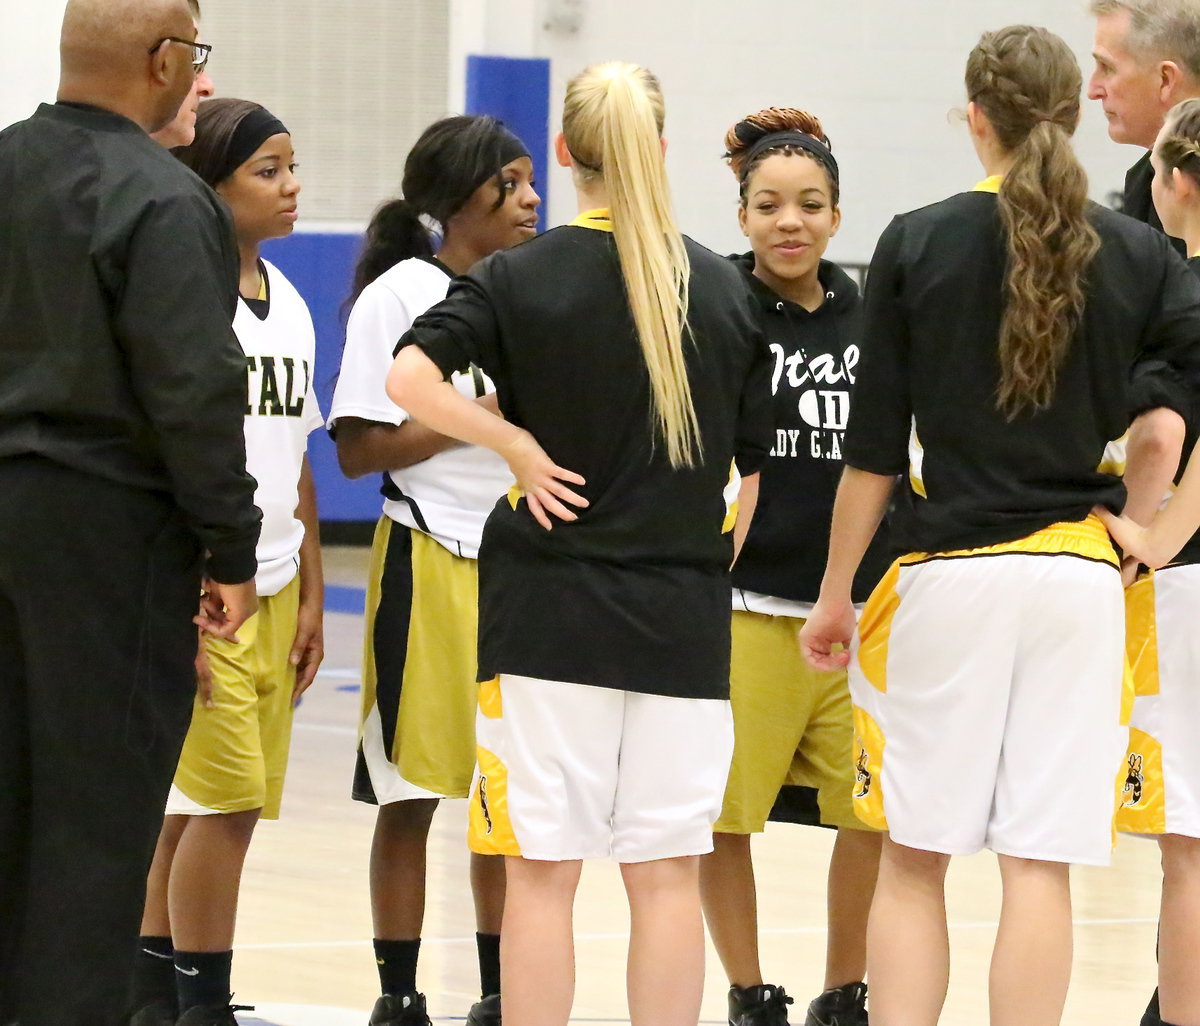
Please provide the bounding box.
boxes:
[966,26,1101,419]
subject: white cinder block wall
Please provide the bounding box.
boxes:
[469,0,1138,265]
[4,1,1145,266]
[0,2,69,134]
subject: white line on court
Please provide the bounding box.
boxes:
[237,916,1158,952]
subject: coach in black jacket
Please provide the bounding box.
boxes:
[0,2,260,1024]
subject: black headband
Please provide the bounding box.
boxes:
[214,107,290,184]
[743,130,839,183]
[490,125,531,178]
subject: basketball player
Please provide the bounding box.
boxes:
[801,26,1200,1026]
[128,98,323,1026]
[386,61,772,1026]
[330,114,538,1026]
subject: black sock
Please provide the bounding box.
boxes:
[174,949,233,1012]
[131,935,177,1010]
[476,932,501,998]
[374,938,421,996]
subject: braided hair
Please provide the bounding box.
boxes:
[1158,97,1200,188]
[966,26,1100,419]
[723,108,838,206]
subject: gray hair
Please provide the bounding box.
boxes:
[1091,0,1200,78]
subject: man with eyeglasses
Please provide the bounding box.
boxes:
[150,0,214,150]
[0,1,260,1024]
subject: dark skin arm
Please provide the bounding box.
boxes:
[335,393,501,478]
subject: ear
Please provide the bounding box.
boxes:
[148,39,173,86]
[829,204,842,238]
[554,132,572,169]
[1173,165,1197,202]
[661,136,668,158]
[737,202,749,238]
[1161,60,1183,103]
[966,100,986,141]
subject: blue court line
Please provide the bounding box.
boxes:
[325,584,366,615]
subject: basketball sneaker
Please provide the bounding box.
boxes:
[369,992,433,1026]
[728,983,794,1026]
[466,992,501,1026]
[175,997,255,1026]
[127,997,177,1026]
[804,981,868,1026]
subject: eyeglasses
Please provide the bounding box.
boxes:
[148,37,212,72]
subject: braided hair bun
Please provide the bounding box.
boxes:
[723,107,837,204]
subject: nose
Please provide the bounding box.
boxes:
[196,69,215,99]
[1086,72,1103,101]
[284,169,301,195]
[523,181,541,209]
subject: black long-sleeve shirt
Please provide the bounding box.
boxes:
[845,189,1200,555]
[0,102,259,582]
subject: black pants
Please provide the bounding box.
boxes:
[0,457,202,1026]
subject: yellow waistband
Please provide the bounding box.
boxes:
[900,513,1117,568]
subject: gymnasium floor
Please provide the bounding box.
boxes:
[229,544,1165,1026]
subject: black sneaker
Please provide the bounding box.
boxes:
[369,993,433,1026]
[805,981,867,1026]
[176,997,255,1026]
[466,993,501,1026]
[128,997,178,1026]
[728,984,794,1026]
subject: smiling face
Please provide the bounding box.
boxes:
[444,156,540,255]
[1088,8,1170,147]
[738,151,840,294]
[216,132,300,247]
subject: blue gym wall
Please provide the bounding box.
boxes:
[262,56,551,529]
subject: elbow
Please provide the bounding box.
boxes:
[1130,408,1187,461]
[334,439,369,480]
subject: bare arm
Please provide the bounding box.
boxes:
[799,467,896,671]
[289,457,324,699]
[1122,408,1185,524]
[1098,442,1200,569]
[387,346,586,530]
[335,394,502,478]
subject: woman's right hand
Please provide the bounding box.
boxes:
[799,596,856,672]
[500,429,588,531]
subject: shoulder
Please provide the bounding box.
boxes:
[358,257,449,313]
[261,259,311,314]
[684,235,753,292]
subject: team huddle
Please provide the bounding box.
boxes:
[5,1,1200,1026]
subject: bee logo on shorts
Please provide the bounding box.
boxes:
[478,775,494,834]
[853,745,872,800]
[1122,753,1144,808]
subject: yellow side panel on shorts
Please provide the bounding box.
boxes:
[1116,727,1166,835]
[479,677,503,720]
[850,705,888,831]
[507,485,522,510]
[856,560,901,694]
[1124,574,1160,698]
[468,745,522,857]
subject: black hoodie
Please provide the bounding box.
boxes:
[729,253,891,604]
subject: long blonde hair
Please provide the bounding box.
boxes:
[966,26,1101,418]
[562,61,701,468]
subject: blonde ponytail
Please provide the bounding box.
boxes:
[563,62,701,468]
